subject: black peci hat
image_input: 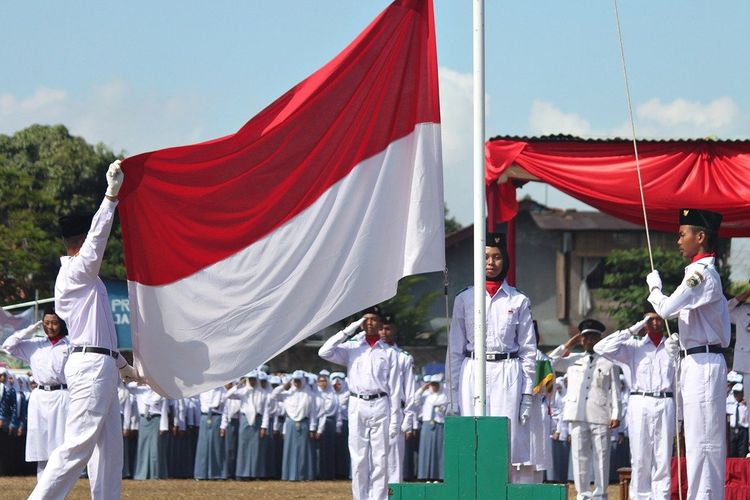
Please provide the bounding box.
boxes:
[59,213,92,239]
[486,232,507,250]
[679,208,722,233]
[382,313,396,326]
[361,305,383,319]
[578,319,606,336]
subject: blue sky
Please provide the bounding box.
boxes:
[2,1,749,226]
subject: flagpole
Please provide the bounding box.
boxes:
[472,0,487,417]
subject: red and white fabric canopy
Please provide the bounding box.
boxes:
[485,137,750,237]
[118,0,443,398]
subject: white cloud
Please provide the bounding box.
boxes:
[528,100,592,136]
[637,97,738,130]
[438,67,482,224]
[0,80,208,155]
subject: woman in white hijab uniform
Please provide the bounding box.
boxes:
[2,309,70,479]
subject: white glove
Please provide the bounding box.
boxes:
[119,363,142,383]
[628,316,650,335]
[646,270,662,292]
[389,423,399,439]
[401,418,412,433]
[105,160,124,198]
[665,333,680,359]
[520,394,533,425]
[19,320,43,339]
[343,317,366,338]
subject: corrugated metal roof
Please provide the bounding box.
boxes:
[530,211,644,231]
[487,133,750,144]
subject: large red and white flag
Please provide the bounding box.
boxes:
[119,0,444,398]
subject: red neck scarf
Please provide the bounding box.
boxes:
[691,252,715,263]
[365,334,380,347]
[486,281,502,297]
[646,328,663,347]
[49,336,62,346]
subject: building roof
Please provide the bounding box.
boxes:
[487,133,750,145]
[530,210,644,231]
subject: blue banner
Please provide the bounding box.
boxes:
[104,279,131,350]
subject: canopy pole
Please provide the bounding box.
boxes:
[472,0,486,417]
[612,2,682,498]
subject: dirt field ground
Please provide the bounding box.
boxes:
[0,478,623,499]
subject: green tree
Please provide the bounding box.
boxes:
[444,203,462,234]
[378,275,442,345]
[600,247,731,326]
[0,125,124,304]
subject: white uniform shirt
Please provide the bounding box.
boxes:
[726,399,749,428]
[649,256,730,349]
[729,299,750,373]
[198,387,226,414]
[225,384,270,428]
[416,386,449,424]
[447,282,537,397]
[316,386,339,431]
[55,198,124,366]
[549,346,622,426]
[594,330,675,393]
[271,384,318,431]
[319,331,402,428]
[388,344,417,430]
[2,328,69,385]
[128,383,169,432]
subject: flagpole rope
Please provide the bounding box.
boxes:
[612,1,683,498]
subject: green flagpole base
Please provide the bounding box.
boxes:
[388,416,566,499]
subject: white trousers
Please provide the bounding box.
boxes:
[26,387,69,462]
[681,353,727,500]
[459,356,529,465]
[627,394,675,500]
[569,421,610,500]
[29,352,122,500]
[387,427,404,483]
[348,396,390,500]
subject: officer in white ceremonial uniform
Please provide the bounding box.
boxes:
[594,305,675,500]
[379,313,417,484]
[729,289,750,381]
[646,208,730,500]
[446,232,537,483]
[30,161,140,500]
[319,306,402,500]
[549,319,621,500]
[2,308,70,479]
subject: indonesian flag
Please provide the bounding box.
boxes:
[119,0,444,398]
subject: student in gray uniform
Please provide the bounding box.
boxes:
[194,386,227,480]
[128,382,169,479]
[315,371,339,479]
[225,371,270,479]
[220,381,241,479]
[331,372,350,479]
[416,374,448,481]
[271,370,318,480]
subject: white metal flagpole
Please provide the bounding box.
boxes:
[472,0,487,417]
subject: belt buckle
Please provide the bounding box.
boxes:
[486,353,495,361]
[653,391,662,398]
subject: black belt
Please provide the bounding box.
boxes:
[351,392,387,401]
[464,350,518,361]
[201,411,222,416]
[680,344,723,358]
[39,384,67,391]
[71,346,119,359]
[140,413,161,421]
[630,390,673,398]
